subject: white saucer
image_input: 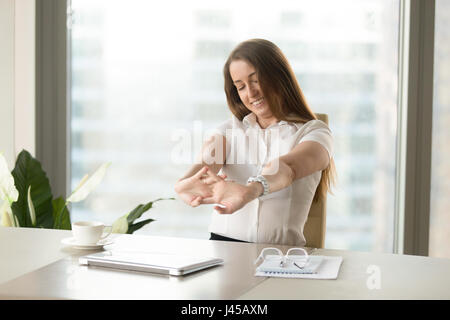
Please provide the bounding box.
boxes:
[61,237,114,250]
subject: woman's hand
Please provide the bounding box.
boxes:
[174,166,227,207]
[201,171,261,214]
[174,166,213,207]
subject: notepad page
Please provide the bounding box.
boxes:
[255,256,343,279]
[256,256,324,274]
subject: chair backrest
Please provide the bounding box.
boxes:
[303,113,328,249]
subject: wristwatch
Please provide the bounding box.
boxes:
[247,175,269,197]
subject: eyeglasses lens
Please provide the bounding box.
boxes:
[287,249,307,262]
[262,249,282,261]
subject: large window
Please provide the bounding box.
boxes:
[70,0,399,252]
[429,0,450,258]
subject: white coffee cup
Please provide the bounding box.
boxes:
[72,221,112,245]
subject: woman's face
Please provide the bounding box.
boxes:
[229,59,276,124]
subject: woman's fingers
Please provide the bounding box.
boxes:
[193,166,209,179]
[198,169,224,185]
[218,174,227,180]
[200,197,217,205]
[202,176,221,185]
[205,168,222,182]
[197,186,213,198]
[190,196,203,207]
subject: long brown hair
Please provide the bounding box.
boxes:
[223,39,336,202]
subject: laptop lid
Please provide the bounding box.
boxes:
[79,251,224,276]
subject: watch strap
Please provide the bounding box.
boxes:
[247,175,269,197]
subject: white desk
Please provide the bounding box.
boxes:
[240,248,450,299]
[1,227,449,299]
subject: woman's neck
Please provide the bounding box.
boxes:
[256,116,278,129]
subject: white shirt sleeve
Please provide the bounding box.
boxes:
[298,120,334,159]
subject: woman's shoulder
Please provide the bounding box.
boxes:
[291,119,331,133]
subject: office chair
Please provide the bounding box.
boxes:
[303,113,328,249]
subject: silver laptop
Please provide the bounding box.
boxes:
[79,251,224,276]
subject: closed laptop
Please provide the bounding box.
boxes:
[79,251,224,276]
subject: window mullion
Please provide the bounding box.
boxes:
[35,0,69,199]
[395,0,435,256]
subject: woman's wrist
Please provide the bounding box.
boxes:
[245,182,264,201]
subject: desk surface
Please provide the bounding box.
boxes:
[1,227,449,299]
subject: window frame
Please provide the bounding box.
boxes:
[395,0,435,255]
[35,0,71,199]
[35,0,436,256]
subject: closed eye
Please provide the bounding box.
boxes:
[237,81,257,91]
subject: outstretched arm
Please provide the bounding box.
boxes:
[261,140,330,194]
[202,141,330,214]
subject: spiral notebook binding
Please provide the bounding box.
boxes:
[262,270,316,275]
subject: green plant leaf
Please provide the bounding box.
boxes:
[127,218,155,234]
[11,150,53,228]
[126,204,148,224]
[126,198,174,224]
[52,197,71,230]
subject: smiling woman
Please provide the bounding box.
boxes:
[229,61,275,128]
[224,40,315,126]
[223,39,334,204]
[174,39,336,246]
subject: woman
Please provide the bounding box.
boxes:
[174,39,335,246]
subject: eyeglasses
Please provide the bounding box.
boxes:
[254,247,309,269]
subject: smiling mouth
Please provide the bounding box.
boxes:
[251,97,264,107]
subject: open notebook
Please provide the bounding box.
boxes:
[79,251,224,276]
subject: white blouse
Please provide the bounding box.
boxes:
[208,113,333,246]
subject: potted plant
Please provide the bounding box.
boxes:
[0,150,173,233]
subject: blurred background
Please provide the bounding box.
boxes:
[69,0,449,256]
